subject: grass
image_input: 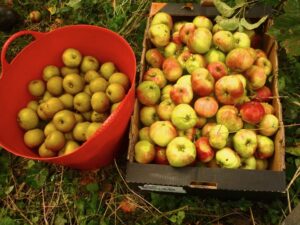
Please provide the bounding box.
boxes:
[0,0,299,224]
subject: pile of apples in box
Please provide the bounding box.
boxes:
[134,12,279,170]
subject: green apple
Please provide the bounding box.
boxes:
[106,83,126,103]
[84,70,101,83]
[185,54,206,74]
[58,93,74,110]
[38,143,56,157]
[80,55,99,73]
[166,137,196,167]
[89,77,108,93]
[140,106,159,126]
[42,65,60,81]
[157,99,175,121]
[45,130,65,152]
[171,104,197,130]
[52,110,76,132]
[134,140,156,164]
[205,48,226,64]
[148,23,170,48]
[256,135,274,159]
[85,122,102,139]
[73,122,90,142]
[149,121,177,147]
[58,140,80,156]
[241,156,256,170]
[258,114,279,136]
[164,42,180,58]
[24,128,45,148]
[73,92,91,113]
[233,129,257,158]
[91,111,109,123]
[213,31,235,53]
[91,92,110,113]
[187,28,212,54]
[151,12,173,29]
[137,81,161,106]
[161,84,173,101]
[17,107,39,130]
[60,66,80,77]
[28,79,45,97]
[109,72,130,91]
[208,124,229,149]
[100,62,117,80]
[63,73,84,95]
[62,48,82,68]
[193,16,213,30]
[233,32,251,48]
[212,23,223,34]
[46,76,63,96]
[215,147,241,169]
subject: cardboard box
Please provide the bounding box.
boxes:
[126,2,286,198]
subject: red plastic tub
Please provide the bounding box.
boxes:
[0,25,136,170]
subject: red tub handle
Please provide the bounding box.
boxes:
[1,30,45,74]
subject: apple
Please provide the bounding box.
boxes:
[73,92,91,113]
[173,21,186,32]
[207,61,228,81]
[73,122,90,142]
[62,48,82,68]
[157,99,175,120]
[134,140,156,164]
[177,50,192,70]
[233,32,251,48]
[185,54,206,74]
[148,23,170,48]
[59,93,74,110]
[208,124,229,150]
[205,48,225,63]
[100,62,117,80]
[145,48,165,68]
[193,16,213,30]
[89,77,108,93]
[29,10,42,23]
[17,107,39,130]
[140,106,159,126]
[187,28,212,54]
[151,12,173,29]
[137,81,161,106]
[258,114,279,136]
[41,97,64,118]
[234,74,247,89]
[256,158,269,170]
[213,31,235,53]
[28,79,45,97]
[212,23,223,34]
[61,67,80,77]
[45,130,65,152]
[195,137,214,163]
[139,127,153,143]
[202,122,217,137]
[226,48,255,72]
[143,68,167,88]
[38,143,56,157]
[24,129,45,148]
[171,104,197,130]
[194,96,219,118]
[256,135,275,159]
[27,100,39,111]
[42,65,60,81]
[172,31,182,45]
[255,49,267,58]
[91,92,110,113]
[109,72,130,91]
[80,55,99,73]
[58,140,80,156]
[215,75,244,105]
[179,22,196,44]
[164,42,180,58]
[106,83,126,103]
[166,137,196,167]
[216,105,243,133]
[253,86,272,102]
[215,147,241,169]
[244,65,267,90]
[178,127,197,141]
[170,84,193,105]
[241,156,256,170]
[149,121,177,147]
[63,73,84,95]
[154,147,169,165]
[162,57,183,82]
[240,101,265,124]
[261,102,275,115]
[161,84,173,101]
[191,68,215,97]
[85,122,102,139]
[255,57,272,76]
[176,75,192,86]
[246,47,258,61]
[195,116,207,128]
[233,129,257,158]
[52,110,76,133]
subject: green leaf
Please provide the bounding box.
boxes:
[54,214,68,225]
[25,166,49,189]
[213,0,235,18]
[66,0,82,10]
[86,183,99,193]
[217,17,240,31]
[240,16,268,30]
[286,146,300,156]
[282,37,300,56]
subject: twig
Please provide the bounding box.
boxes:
[7,195,34,225]
[285,166,300,213]
[250,207,256,225]
[42,188,49,225]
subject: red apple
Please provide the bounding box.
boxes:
[207,61,228,81]
[170,84,193,104]
[191,68,215,97]
[172,31,182,45]
[244,65,267,90]
[195,137,215,163]
[261,102,275,115]
[162,57,183,82]
[226,48,255,72]
[143,68,167,88]
[240,101,265,124]
[253,86,272,102]
[178,127,196,141]
[194,96,219,118]
[215,75,244,105]
[145,48,165,68]
[179,22,196,44]
[155,147,169,165]
[255,49,267,58]
[202,122,217,137]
